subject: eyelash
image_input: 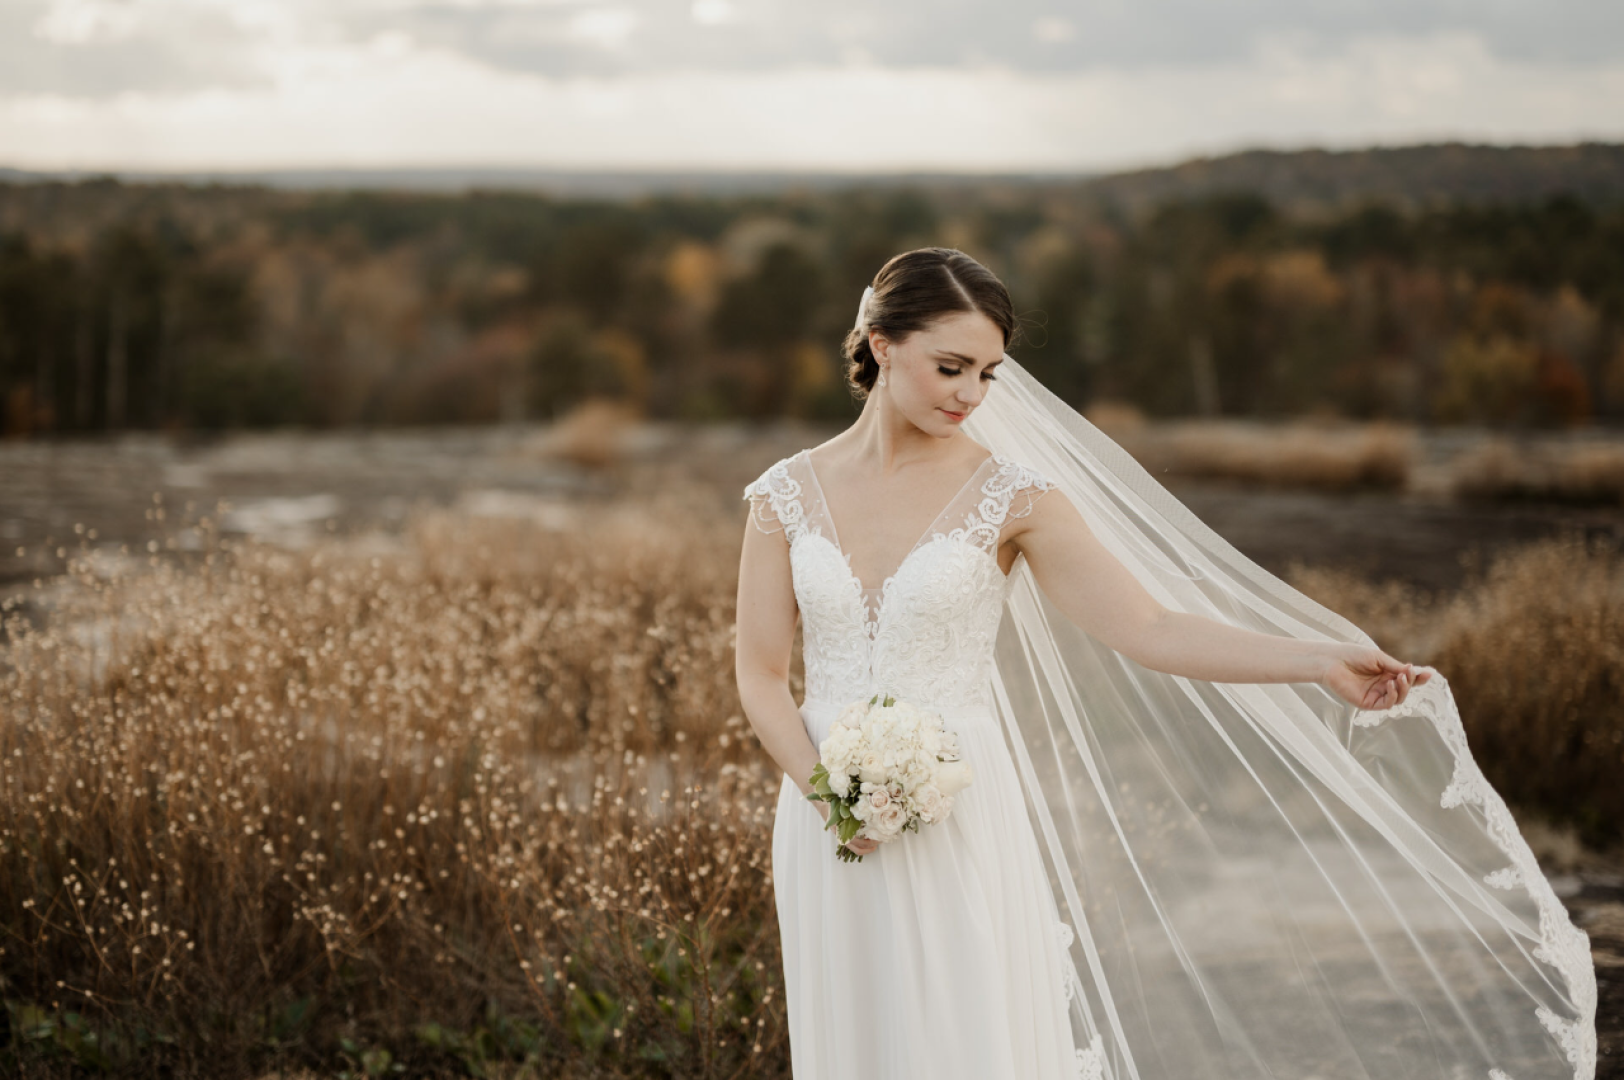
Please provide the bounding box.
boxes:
[938,366,998,382]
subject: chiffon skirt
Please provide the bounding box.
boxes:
[771,696,1086,1079]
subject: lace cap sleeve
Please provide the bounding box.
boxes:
[742,456,795,537]
[1002,459,1060,522]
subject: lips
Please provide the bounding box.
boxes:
[940,408,966,421]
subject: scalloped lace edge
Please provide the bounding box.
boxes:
[1355,674,1597,1080]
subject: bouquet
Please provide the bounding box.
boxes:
[804,692,974,863]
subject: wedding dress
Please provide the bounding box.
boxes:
[742,357,1596,1079]
[746,447,1092,1079]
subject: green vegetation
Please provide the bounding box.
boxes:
[1,152,1623,436]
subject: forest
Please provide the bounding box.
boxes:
[2,147,1623,437]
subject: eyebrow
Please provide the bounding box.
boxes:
[935,351,1003,368]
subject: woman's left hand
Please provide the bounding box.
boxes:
[1319,644,1434,711]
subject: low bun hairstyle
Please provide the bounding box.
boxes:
[842,247,1021,400]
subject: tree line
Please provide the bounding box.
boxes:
[1,176,1621,437]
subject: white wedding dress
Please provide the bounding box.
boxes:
[744,446,1101,1080]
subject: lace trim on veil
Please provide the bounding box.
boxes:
[1357,676,1598,1077]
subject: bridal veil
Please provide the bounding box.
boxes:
[959,349,1597,1079]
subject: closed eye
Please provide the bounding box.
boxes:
[938,365,999,382]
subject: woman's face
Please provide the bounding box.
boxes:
[870,309,1005,436]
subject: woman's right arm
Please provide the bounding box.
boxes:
[734,513,824,802]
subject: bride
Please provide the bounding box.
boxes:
[734,248,1596,1079]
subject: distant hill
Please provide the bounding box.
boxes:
[0,165,1035,200]
[3,141,1623,209]
[1074,141,1624,213]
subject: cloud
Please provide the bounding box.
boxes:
[320,0,1624,79]
[8,0,1624,101]
[1,0,271,96]
[3,32,1622,173]
[2,0,1621,169]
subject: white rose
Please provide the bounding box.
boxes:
[858,750,887,785]
[913,784,945,822]
[868,785,890,808]
[935,759,973,797]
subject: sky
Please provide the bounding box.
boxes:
[3,0,1623,174]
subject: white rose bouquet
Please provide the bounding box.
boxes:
[803,692,974,863]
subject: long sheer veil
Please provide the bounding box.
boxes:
[957,347,1597,1078]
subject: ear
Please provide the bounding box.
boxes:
[868,328,889,361]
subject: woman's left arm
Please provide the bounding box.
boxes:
[1010,485,1431,711]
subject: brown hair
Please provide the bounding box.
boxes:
[842,247,1020,400]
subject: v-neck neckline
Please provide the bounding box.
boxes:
[800,446,996,594]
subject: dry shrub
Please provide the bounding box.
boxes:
[1427,536,1624,846]
[0,503,789,1079]
[1288,534,1624,848]
[526,398,643,471]
[1453,437,1624,506]
[1126,419,1414,491]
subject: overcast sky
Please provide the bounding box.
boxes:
[4,0,1623,173]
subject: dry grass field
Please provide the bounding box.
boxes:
[2,499,790,1078]
[2,420,1623,1077]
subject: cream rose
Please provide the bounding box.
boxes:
[873,801,908,836]
[913,784,946,822]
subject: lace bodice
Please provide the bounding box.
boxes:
[743,447,1059,714]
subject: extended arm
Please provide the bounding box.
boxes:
[1010,486,1428,709]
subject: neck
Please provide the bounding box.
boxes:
[846,385,957,475]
